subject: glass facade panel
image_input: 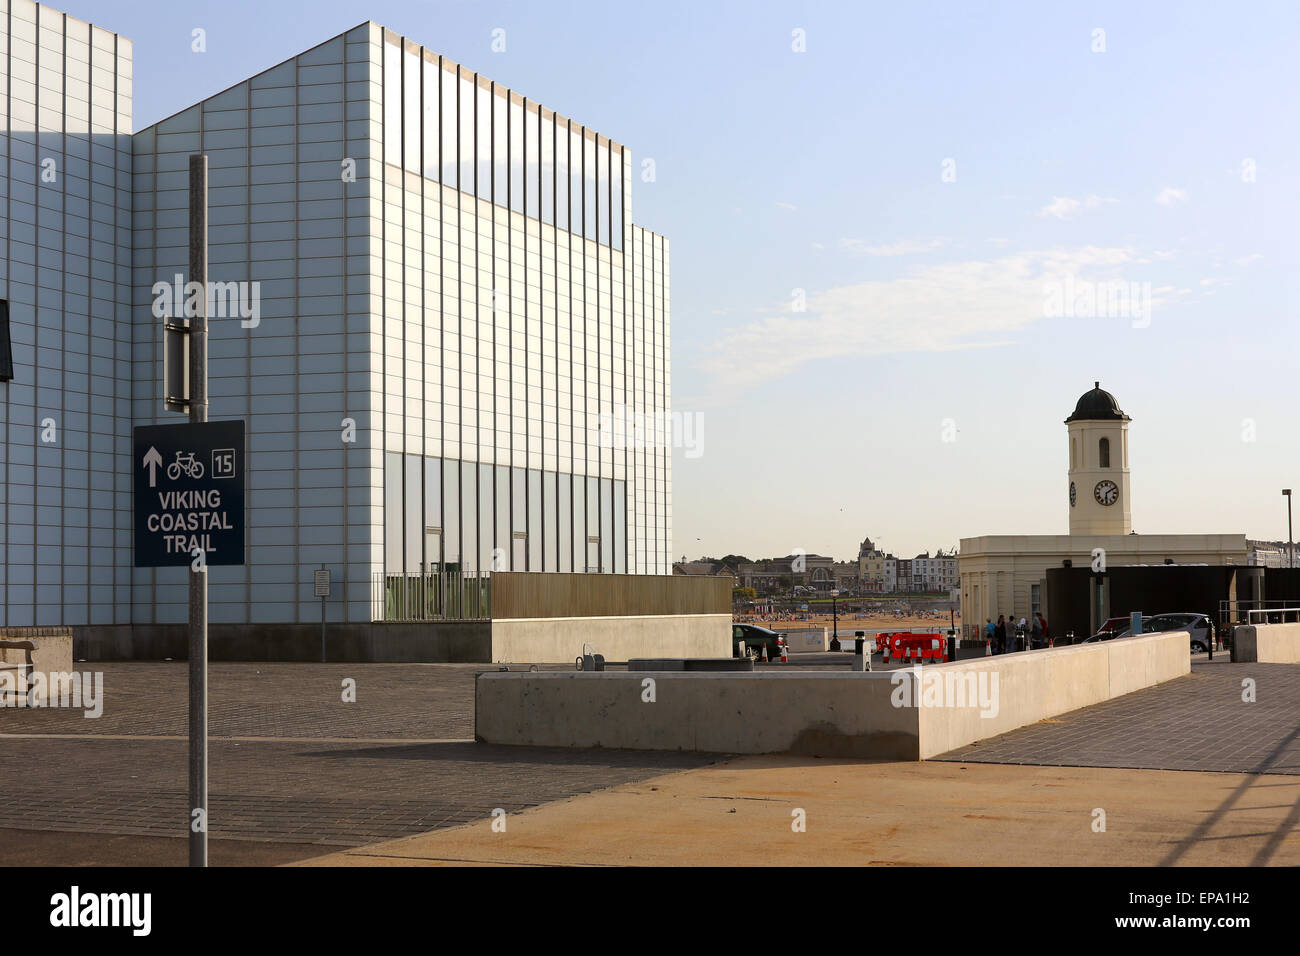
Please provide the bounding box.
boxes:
[555,118,569,232]
[440,60,457,186]
[405,454,423,572]
[459,68,475,194]
[600,476,613,573]
[614,479,626,573]
[403,49,421,173]
[384,452,402,571]
[422,56,439,181]
[477,82,492,199]
[540,113,554,226]
[495,465,510,570]
[587,476,600,572]
[543,470,557,571]
[572,474,585,573]
[583,134,596,241]
[596,142,609,247]
[528,469,543,571]
[478,462,493,573]
[443,458,460,567]
[509,96,524,213]
[425,458,443,569]
[524,104,539,220]
[511,466,527,568]
[461,461,478,573]
[492,87,508,208]
[570,128,583,235]
[558,473,572,572]
[611,149,623,251]
[380,44,622,248]
[383,41,402,166]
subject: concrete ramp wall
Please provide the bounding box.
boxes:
[1233,622,1300,663]
[489,614,731,664]
[476,630,1190,759]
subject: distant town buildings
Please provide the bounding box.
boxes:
[672,536,959,595]
[1246,541,1296,568]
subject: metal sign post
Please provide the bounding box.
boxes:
[188,154,209,868]
[315,567,331,662]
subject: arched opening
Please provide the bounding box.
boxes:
[1099,437,1110,468]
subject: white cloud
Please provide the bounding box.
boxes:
[839,237,949,257]
[1155,187,1188,206]
[774,201,798,211]
[1038,195,1118,219]
[697,246,1164,393]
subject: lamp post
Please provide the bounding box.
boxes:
[830,588,840,651]
[1285,489,1294,570]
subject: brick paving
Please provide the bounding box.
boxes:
[937,658,1300,774]
[0,662,718,855]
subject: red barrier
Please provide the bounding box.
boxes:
[877,632,946,663]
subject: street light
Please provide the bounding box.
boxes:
[1285,489,1294,570]
[830,588,841,652]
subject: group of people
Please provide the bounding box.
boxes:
[983,612,1050,654]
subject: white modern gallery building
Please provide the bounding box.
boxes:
[0,2,683,657]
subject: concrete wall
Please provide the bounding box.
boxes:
[0,627,74,679]
[73,621,490,662]
[1233,622,1300,664]
[476,630,1190,758]
[476,670,920,758]
[916,630,1189,758]
[490,613,729,664]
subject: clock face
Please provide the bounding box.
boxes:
[1069,481,1076,507]
[1094,480,1119,506]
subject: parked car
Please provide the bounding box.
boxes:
[1109,613,1216,653]
[1084,616,1133,643]
[732,624,784,660]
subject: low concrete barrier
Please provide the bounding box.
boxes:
[489,613,731,664]
[1233,622,1300,663]
[475,630,1190,758]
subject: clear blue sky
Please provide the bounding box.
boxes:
[70,0,1300,561]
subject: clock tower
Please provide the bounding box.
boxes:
[1066,382,1132,536]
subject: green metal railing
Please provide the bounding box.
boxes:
[373,570,491,622]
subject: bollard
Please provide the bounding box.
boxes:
[851,631,871,672]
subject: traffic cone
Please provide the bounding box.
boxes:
[780,640,788,663]
[984,640,992,657]
[1048,636,1054,648]
[760,643,768,663]
[882,639,891,664]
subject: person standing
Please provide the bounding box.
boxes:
[1031,614,1043,649]
[985,617,995,650]
[995,614,1006,654]
[1037,613,1050,645]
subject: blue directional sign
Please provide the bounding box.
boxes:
[133,420,245,567]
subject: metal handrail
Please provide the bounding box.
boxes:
[1244,606,1300,624]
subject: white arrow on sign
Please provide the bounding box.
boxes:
[143,446,163,488]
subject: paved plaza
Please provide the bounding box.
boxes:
[1,654,1296,865]
[938,656,1300,775]
[0,662,718,865]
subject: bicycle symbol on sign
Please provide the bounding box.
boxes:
[166,450,204,481]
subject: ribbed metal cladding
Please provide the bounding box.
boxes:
[490,572,728,620]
